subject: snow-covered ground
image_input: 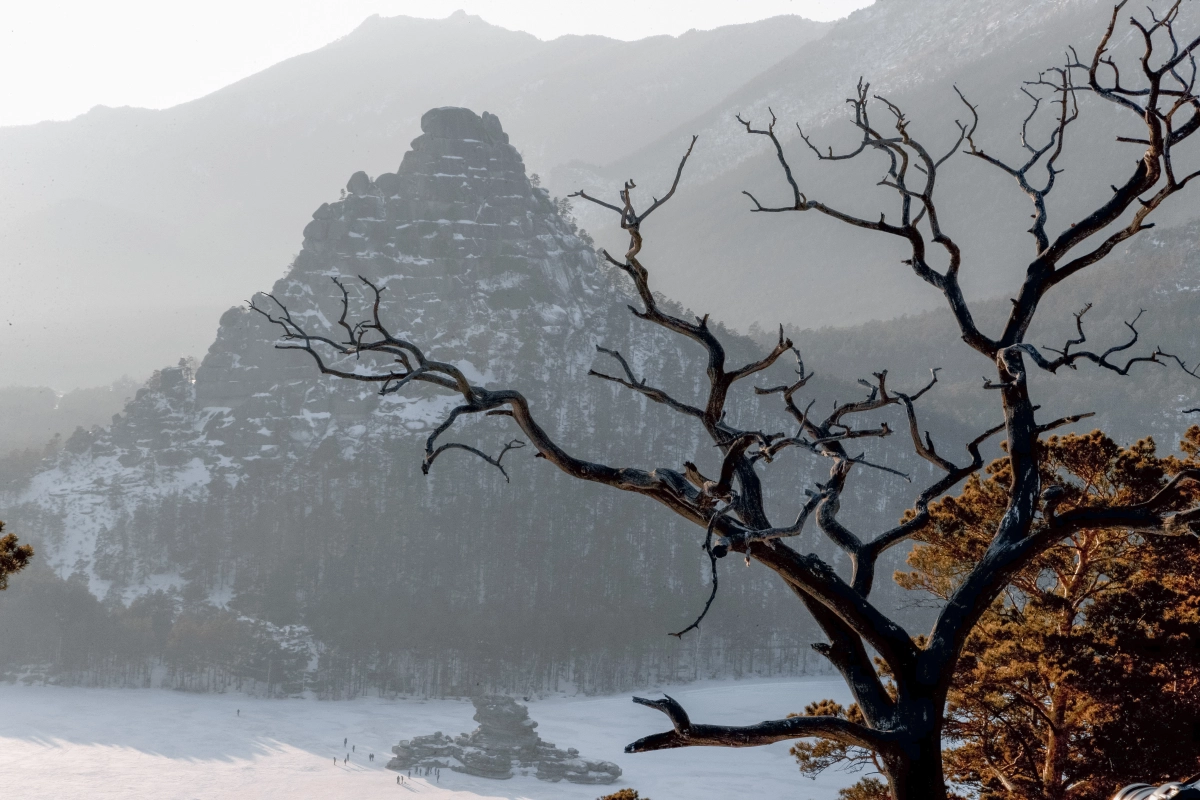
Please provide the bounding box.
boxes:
[0,677,861,799]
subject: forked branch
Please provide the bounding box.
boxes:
[738,84,994,358]
[1023,304,1200,380]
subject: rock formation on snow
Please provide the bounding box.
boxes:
[387,695,621,784]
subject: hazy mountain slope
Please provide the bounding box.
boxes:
[0,378,139,462]
[0,13,827,388]
[562,0,1200,332]
[9,0,1190,391]
[757,220,1200,452]
[586,0,1114,186]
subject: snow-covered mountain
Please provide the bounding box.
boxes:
[3,109,884,694]
[18,105,616,576]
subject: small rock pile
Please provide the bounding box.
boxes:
[387,695,622,784]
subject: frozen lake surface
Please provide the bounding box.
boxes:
[1,677,860,799]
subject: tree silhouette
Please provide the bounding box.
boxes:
[252,3,1200,796]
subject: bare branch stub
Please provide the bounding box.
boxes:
[668,513,725,638]
[738,80,994,359]
[626,693,885,754]
[1013,303,1200,379]
[424,438,526,482]
[589,345,705,420]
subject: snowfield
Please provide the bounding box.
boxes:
[1,677,860,799]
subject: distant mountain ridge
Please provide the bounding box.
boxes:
[9,0,1189,391]
[567,0,1166,331]
[0,10,827,387]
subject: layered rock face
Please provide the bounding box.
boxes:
[387,695,621,784]
[195,105,602,462]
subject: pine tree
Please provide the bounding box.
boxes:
[598,790,648,800]
[837,778,891,800]
[791,700,892,799]
[0,521,33,590]
[895,429,1200,799]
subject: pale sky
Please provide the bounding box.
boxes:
[0,0,871,128]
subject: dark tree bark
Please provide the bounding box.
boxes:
[252,4,1200,797]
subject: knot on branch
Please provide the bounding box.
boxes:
[1164,511,1200,538]
[682,466,733,509]
[997,344,1031,385]
[1040,484,1067,521]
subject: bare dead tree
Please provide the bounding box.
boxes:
[251,4,1200,798]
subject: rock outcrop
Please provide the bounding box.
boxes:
[194,104,603,461]
[387,695,621,784]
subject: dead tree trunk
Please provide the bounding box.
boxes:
[252,4,1200,797]
[882,725,947,800]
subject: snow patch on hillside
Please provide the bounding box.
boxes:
[19,455,211,588]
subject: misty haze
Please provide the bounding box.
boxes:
[3,2,1200,799]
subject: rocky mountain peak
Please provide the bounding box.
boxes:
[417,106,509,145]
[201,106,599,413]
[16,107,608,582]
